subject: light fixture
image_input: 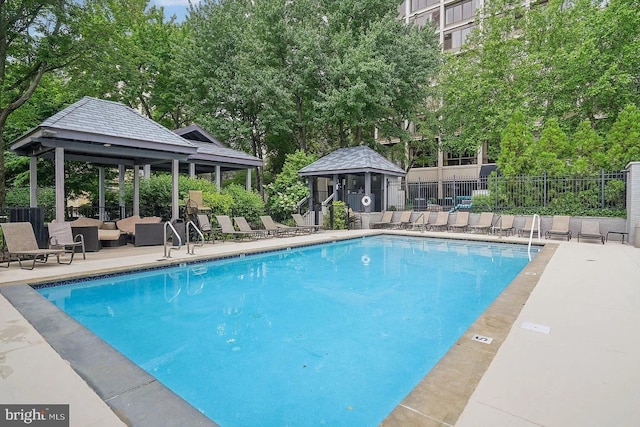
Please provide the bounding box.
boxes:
[103,143,111,147]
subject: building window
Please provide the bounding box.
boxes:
[443,24,474,50]
[412,142,439,168]
[445,150,477,166]
[445,0,477,26]
[410,9,441,29]
[411,0,440,12]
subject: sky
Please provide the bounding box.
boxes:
[150,0,200,22]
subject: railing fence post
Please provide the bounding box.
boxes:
[543,172,547,208]
[601,169,605,209]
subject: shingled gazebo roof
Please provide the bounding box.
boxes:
[173,124,263,170]
[11,96,197,165]
[298,146,405,178]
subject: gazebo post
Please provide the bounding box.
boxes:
[133,165,140,216]
[383,174,388,212]
[215,165,221,190]
[246,169,251,191]
[99,167,106,220]
[172,159,179,220]
[364,172,372,213]
[29,157,37,207]
[55,147,65,221]
[143,164,151,179]
[307,177,314,214]
[189,163,196,178]
[118,165,125,219]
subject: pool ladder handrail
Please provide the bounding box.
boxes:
[492,214,509,237]
[527,214,541,261]
[186,220,205,255]
[164,221,183,258]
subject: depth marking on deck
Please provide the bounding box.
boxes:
[472,334,494,344]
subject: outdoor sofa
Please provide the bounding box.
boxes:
[69,217,125,249]
[116,215,164,246]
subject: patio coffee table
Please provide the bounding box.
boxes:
[606,231,628,244]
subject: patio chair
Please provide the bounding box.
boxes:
[292,213,323,233]
[518,216,541,238]
[196,214,216,243]
[448,211,469,232]
[370,211,394,229]
[492,214,515,236]
[186,190,212,221]
[215,215,258,241]
[468,212,494,234]
[234,216,270,239]
[48,221,86,260]
[429,211,450,231]
[391,211,412,229]
[578,220,604,244]
[545,215,572,241]
[259,215,299,237]
[0,222,68,270]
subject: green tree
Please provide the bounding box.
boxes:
[531,118,570,176]
[571,120,605,175]
[438,0,527,159]
[606,104,640,171]
[179,0,440,182]
[497,111,534,177]
[438,0,640,164]
[0,0,82,205]
[178,0,294,194]
[66,0,184,127]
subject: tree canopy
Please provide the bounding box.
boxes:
[437,0,640,162]
[3,0,639,209]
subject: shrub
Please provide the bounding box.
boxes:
[265,150,318,221]
[324,200,347,230]
[471,194,492,212]
[5,186,56,208]
[222,184,265,225]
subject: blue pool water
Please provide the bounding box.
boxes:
[38,236,534,426]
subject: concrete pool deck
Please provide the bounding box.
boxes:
[1,229,639,426]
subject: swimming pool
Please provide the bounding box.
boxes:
[38,236,535,426]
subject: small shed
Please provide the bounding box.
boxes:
[298,146,405,213]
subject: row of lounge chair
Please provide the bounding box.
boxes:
[370,211,606,243]
[194,214,324,242]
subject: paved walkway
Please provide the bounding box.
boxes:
[1,230,639,426]
[456,239,640,427]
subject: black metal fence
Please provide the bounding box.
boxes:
[387,171,627,213]
[0,207,49,248]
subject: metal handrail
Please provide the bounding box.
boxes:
[527,214,541,261]
[321,193,335,215]
[295,195,310,212]
[321,193,335,207]
[164,221,182,258]
[186,220,204,255]
[493,214,503,237]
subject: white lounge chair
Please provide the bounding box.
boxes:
[48,221,86,260]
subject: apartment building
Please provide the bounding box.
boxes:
[390,0,493,186]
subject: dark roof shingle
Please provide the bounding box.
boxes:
[299,146,405,177]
